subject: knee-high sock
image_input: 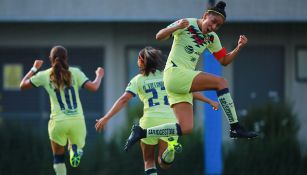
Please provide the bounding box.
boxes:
[217,88,238,124]
[53,163,66,175]
[146,123,182,137]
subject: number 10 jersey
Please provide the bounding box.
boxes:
[30,67,89,121]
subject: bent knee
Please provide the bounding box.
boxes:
[217,77,228,89]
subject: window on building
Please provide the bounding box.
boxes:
[3,64,23,91]
[296,47,307,82]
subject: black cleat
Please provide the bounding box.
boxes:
[230,124,258,139]
[124,124,145,151]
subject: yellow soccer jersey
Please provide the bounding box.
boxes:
[30,67,89,121]
[125,71,175,118]
[165,18,224,70]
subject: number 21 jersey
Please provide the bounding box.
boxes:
[125,70,175,119]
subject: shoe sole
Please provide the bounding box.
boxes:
[124,125,142,151]
[70,145,81,167]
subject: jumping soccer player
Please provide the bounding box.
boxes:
[20,46,104,175]
[95,47,218,175]
[125,1,257,151]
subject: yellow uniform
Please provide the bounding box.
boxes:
[126,71,178,145]
[30,67,88,147]
[164,18,224,106]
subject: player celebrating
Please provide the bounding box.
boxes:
[95,47,219,175]
[125,1,257,151]
[20,46,104,175]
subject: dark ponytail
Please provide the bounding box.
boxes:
[49,46,72,89]
[139,46,164,76]
[207,1,227,19]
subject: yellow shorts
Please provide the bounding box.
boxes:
[139,117,178,145]
[48,118,86,148]
[164,67,201,106]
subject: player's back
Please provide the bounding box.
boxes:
[30,67,89,121]
[133,70,175,118]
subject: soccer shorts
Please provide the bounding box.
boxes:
[164,67,201,106]
[48,118,87,148]
[139,117,178,145]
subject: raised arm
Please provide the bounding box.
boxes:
[83,67,104,92]
[20,60,44,90]
[192,92,219,110]
[218,35,248,66]
[95,92,134,132]
[156,19,189,41]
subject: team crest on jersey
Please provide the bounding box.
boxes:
[184,45,194,54]
[186,26,214,48]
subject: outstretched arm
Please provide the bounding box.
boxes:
[20,60,44,90]
[95,92,134,132]
[192,92,219,110]
[83,67,104,92]
[156,19,189,41]
[218,35,248,66]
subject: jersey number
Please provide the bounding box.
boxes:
[54,86,77,110]
[145,86,169,107]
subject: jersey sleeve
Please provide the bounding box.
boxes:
[207,32,227,60]
[30,71,46,87]
[75,68,89,88]
[125,76,138,97]
[167,19,186,36]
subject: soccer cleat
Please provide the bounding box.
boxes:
[230,124,258,139]
[124,124,145,152]
[167,137,182,153]
[69,144,83,168]
[161,137,182,165]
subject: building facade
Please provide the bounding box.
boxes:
[0,0,307,145]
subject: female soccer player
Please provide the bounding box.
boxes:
[95,47,219,175]
[20,46,104,175]
[125,1,257,151]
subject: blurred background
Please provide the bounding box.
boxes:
[0,0,307,174]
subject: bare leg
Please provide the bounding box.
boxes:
[190,72,227,92]
[190,72,239,123]
[172,102,194,134]
[51,141,66,175]
[190,72,258,138]
[140,142,158,175]
[51,140,65,155]
[157,140,171,169]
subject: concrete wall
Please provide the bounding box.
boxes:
[1,0,306,22]
[227,0,307,22]
[0,0,206,21]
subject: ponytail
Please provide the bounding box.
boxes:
[49,46,71,89]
